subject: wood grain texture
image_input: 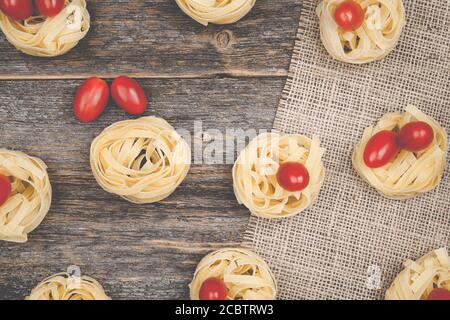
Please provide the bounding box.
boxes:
[0,78,284,299]
[0,0,302,79]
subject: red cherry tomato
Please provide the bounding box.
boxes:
[0,0,33,20]
[35,0,65,17]
[73,77,109,123]
[399,121,434,152]
[0,174,12,206]
[427,288,450,300]
[276,162,310,192]
[363,130,400,168]
[334,0,364,31]
[199,278,227,301]
[111,76,148,115]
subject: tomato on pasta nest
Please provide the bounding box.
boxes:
[190,248,277,300]
[316,0,406,64]
[0,0,90,57]
[353,105,447,199]
[386,248,450,300]
[0,149,52,243]
[232,133,325,219]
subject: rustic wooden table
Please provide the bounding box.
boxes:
[0,0,301,299]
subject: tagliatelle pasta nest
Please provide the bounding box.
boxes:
[385,248,450,300]
[316,0,405,64]
[175,0,256,26]
[90,116,191,204]
[0,149,52,243]
[190,248,277,300]
[26,272,111,300]
[0,0,90,57]
[232,132,325,219]
[353,105,447,199]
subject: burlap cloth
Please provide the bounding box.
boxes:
[243,0,450,300]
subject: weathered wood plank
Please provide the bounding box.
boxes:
[0,0,301,79]
[0,78,283,299]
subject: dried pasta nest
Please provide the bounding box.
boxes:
[26,272,111,300]
[232,132,325,219]
[353,105,447,199]
[385,248,450,300]
[90,116,191,204]
[0,149,52,243]
[190,248,277,300]
[175,0,256,26]
[316,0,405,64]
[0,0,90,57]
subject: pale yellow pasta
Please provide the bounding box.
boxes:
[0,0,90,57]
[175,0,256,26]
[26,272,110,300]
[386,248,450,300]
[233,132,325,219]
[190,248,277,300]
[0,149,52,243]
[316,0,405,64]
[90,116,191,204]
[353,105,447,199]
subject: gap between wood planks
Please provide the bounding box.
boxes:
[0,70,288,81]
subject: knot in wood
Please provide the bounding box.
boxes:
[215,30,233,50]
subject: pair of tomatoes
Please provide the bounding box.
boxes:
[73,76,148,123]
[0,0,64,20]
[0,175,12,207]
[363,121,434,168]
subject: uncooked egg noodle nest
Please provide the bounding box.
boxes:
[352,105,447,199]
[0,0,90,57]
[175,0,256,26]
[0,149,52,243]
[90,116,191,204]
[316,0,405,64]
[385,248,450,300]
[190,248,277,300]
[26,272,111,300]
[232,132,325,219]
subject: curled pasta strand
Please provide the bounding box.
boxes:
[0,0,90,57]
[232,132,326,219]
[317,0,405,64]
[190,248,277,300]
[175,0,256,26]
[353,105,447,199]
[90,116,191,204]
[0,149,52,243]
[386,248,450,300]
[26,272,111,300]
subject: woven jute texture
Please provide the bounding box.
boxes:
[243,0,450,300]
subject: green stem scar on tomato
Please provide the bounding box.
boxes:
[0,174,12,206]
[199,277,228,300]
[73,77,110,123]
[0,0,33,20]
[276,162,310,192]
[334,0,365,31]
[111,76,148,115]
